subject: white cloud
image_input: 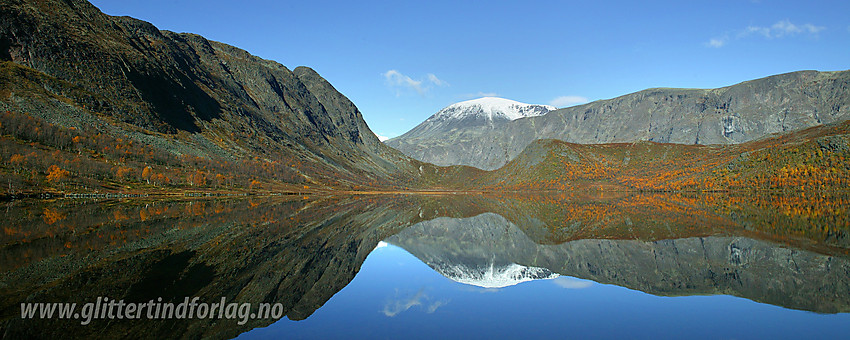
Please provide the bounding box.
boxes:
[552,277,594,289]
[376,135,390,142]
[384,70,425,95]
[427,73,449,87]
[707,19,825,48]
[707,37,726,48]
[804,23,826,34]
[768,20,825,37]
[382,289,424,317]
[383,70,448,96]
[770,20,802,36]
[742,25,772,38]
[549,95,589,108]
[426,299,449,313]
[382,289,449,317]
[374,240,389,249]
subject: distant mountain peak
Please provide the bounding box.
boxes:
[430,97,556,122]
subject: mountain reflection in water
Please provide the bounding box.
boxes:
[0,192,848,339]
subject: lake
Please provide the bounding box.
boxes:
[1,192,848,339]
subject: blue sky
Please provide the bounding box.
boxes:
[91,0,850,140]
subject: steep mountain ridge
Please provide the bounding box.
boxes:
[390,70,850,170]
[0,0,422,191]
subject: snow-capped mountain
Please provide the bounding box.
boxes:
[429,97,556,122]
[435,262,559,289]
[383,213,562,289]
[385,97,556,169]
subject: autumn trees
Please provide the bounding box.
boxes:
[1,107,848,196]
[0,110,311,195]
[474,129,850,194]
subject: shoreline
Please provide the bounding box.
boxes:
[3,187,846,202]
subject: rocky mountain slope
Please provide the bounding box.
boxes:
[386,97,555,168]
[390,71,850,170]
[0,0,427,193]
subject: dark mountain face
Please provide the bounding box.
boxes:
[389,71,850,170]
[0,0,419,188]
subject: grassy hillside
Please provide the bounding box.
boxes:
[472,119,850,193]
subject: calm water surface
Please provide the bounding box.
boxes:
[1,192,848,339]
[244,242,848,340]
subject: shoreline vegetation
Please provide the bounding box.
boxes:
[3,117,847,199]
[4,187,850,202]
[3,190,847,262]
[2,102,848,200]
[4,179,850,202]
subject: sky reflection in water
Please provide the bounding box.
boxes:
[244,241,850,340]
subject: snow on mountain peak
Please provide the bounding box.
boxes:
[431,97,556,122]
[440,262,560,289]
